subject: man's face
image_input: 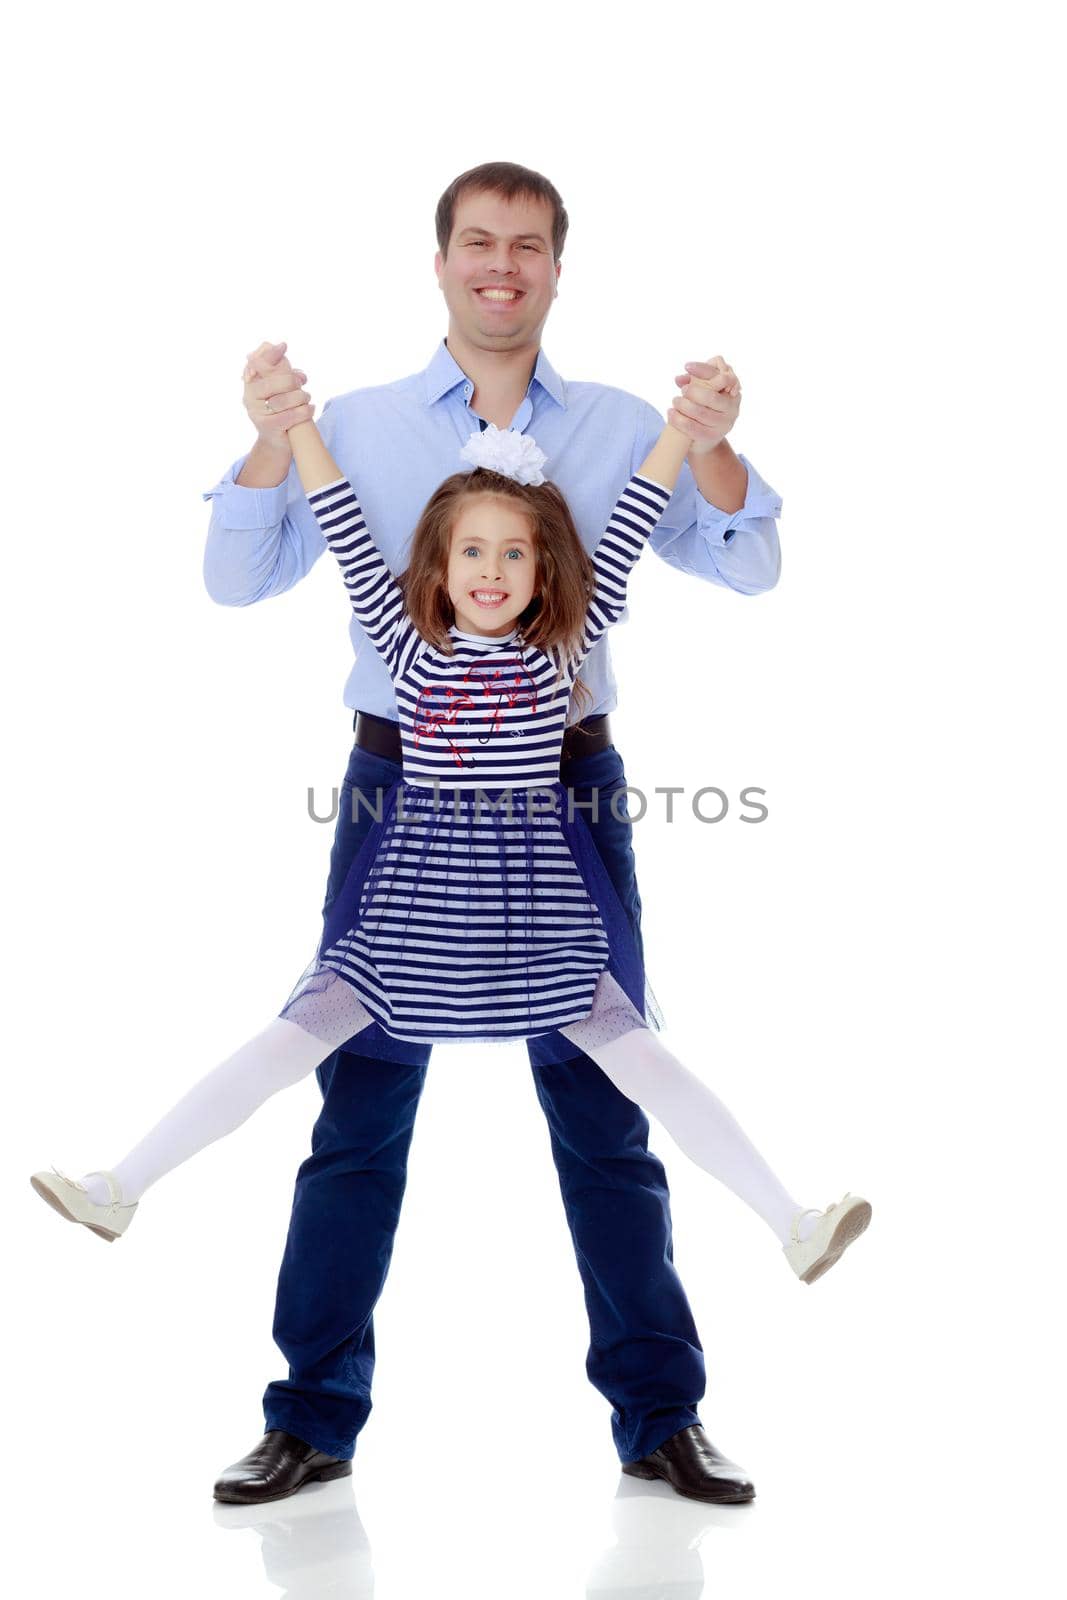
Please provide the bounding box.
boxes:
[446,497,538,637]
[435,189,561,352]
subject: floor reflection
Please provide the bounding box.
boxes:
[210,1465,753,1598]
[213,1480,374,1597]
[588,1474,753,1597]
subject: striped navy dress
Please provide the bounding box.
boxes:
[282,469,672,1043]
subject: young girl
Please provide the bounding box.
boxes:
[31,399,871,1285]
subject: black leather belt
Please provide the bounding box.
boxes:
[352,708,612,765]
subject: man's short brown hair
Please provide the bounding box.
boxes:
[435,162,569,262]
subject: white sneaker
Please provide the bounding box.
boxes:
[30,1167,138,1242]
[783,1193,871,1284]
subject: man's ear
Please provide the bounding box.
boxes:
[554,259,561,297]
[434,248,443,286]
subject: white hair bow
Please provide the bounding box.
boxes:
[459,424,548,486]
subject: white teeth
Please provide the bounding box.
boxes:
[477,289,518,301]
[473,591,505,603]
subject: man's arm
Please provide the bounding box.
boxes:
[632,400,782,595]
[201,340,335,606]
[236,435,293,489]
[201,406,337,606]
[687,437,748,515]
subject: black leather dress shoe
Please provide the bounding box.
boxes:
[213,1430,352,1505]
[621,1425,755,1504]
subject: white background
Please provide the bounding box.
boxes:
[5,1,1064,1595]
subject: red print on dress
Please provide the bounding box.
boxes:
[412,661,538,767]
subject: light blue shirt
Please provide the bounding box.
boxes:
[202,340,783,718]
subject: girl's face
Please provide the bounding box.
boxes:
[445,496,538,637]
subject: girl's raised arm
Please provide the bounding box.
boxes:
[287,416,350,495]
[287,418,409,666]
[635,421,691,499]
[578,420,690,657]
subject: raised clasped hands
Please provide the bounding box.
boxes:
[242,340,316,449]
[667,355,741,456]
[239,339,739,463]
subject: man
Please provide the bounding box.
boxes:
[203,162,782,1507]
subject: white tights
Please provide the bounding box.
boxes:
[82,972,814,1245]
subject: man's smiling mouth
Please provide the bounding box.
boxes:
[475,288,523,303]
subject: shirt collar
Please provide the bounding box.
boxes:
[423,338,566,410]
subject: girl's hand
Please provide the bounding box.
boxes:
[667,355,741,456]
[242,340,315,448]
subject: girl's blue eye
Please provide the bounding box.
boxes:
[505,549,524,560]
[463,546,479,558]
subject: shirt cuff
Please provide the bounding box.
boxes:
[201,455,293,529]
[695,452,783,547]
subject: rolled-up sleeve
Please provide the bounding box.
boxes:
[200,404,334,606]
[633,401,782,595]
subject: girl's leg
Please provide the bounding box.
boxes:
[561,974,814,1246]
[80,968,374,1206]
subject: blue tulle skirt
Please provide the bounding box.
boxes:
[280,780,655,1045]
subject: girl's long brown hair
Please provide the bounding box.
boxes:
[398,467,596,711]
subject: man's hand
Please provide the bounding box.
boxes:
[242,340,315,449]
[667,355,741,457]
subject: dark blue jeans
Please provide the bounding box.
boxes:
[263,741,705,1463]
